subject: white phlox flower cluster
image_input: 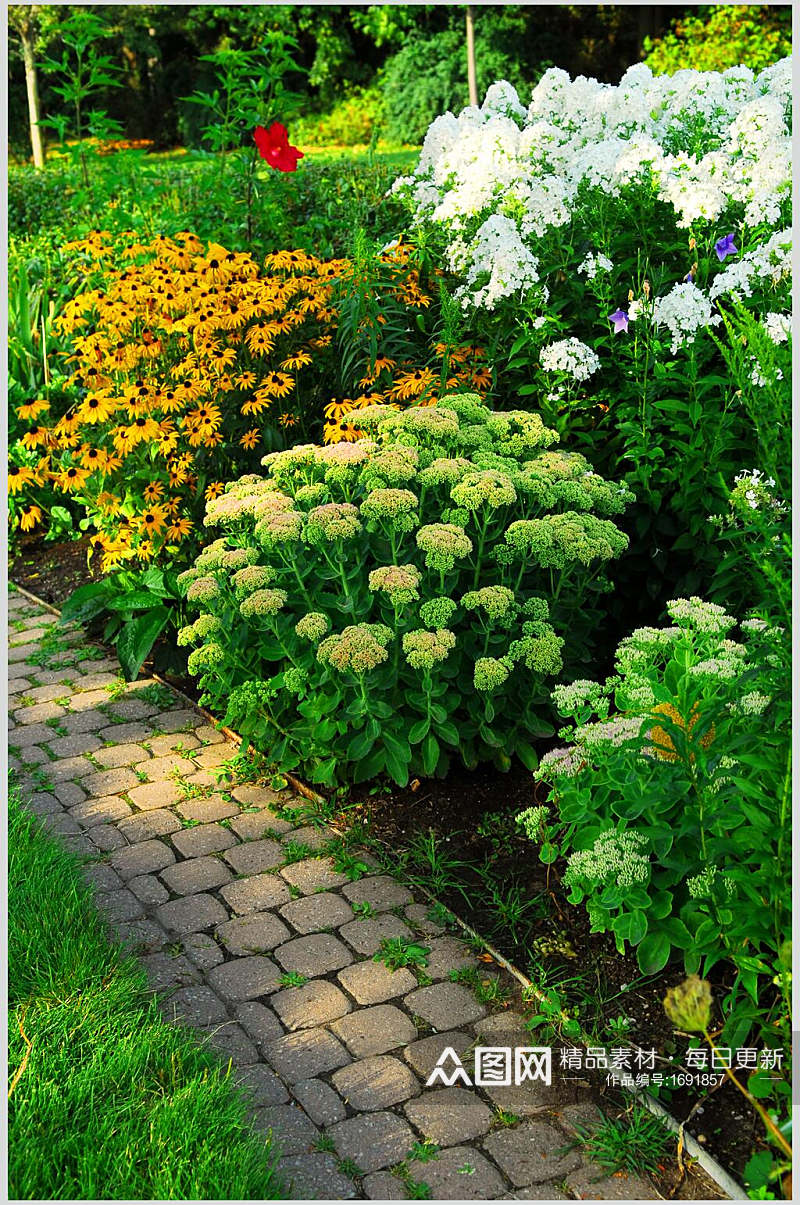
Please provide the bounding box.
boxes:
[540,338,600,382]
[651,282,721,353]
[578,251,613,279]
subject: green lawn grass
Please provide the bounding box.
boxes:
[8,781,286,1201]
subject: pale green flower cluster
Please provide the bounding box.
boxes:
[533,745,586,781]
[186,575,222,604]
[504,512,628,569]
[361,488,419,532]
[508,621,564,674]
[417,457,473,488]
[305,502,362,543]
[232,565,276,597]
[192,538,229,572]
[572,716,644,754]
[516,805,550,841]
[221,547,260,571]
[239,588,288,620]
[552,678,608,718]
[187,641,226,674]
[686,866,735,901]
[254,509,304,546]
[402,627,457,670]
[451,469,517,510]
[369,564,422,607]
[474,655,513,692]
[415,522,472,570]
[361,446,420,488]
[666,596,737,635]
[461,585,516,622]
[295,612,331,642]
[615,626,682,673]
[419,596,458,628]
[564,831,650,890]
[728,690,771,716]
[317,624,393,674]
[178,613,222,646]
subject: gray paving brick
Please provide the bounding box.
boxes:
[53,781,87,807]
[498,1186,569,1200]
[176,793,239,823]
[292,1078,347,1127]
[264,1027,350,1083]
[278,1152,357,1200]
[96,721,152,743]
[236,1001,285,1051]
[483,1120,582,1186]
[220,872,290,915]
[155,707,200,732]
[134,753,196,781]
[87,822,132,853]
[157,893,229,936]
[166,985,229,1027]
[82,863,124,893]
[275,933,353,978]
[279,856,349,894]
[229,810,293,841]
[403,1030,473,1079]
[234,1063,290,1106]
[114,917,170,952]
[216,912,291,956]
[182,932,225,970]
[18,744,50,766]
[146,732,201,757]
[129,874,171,906]
[82,767,140,798]
[28,792,62,815]
[95,889,145,923]
[338,913,415,957]
[337,960,417,1006]
[45,732,103,759]
[250,1103,318,1153]
[171,822,238,859]
[159,855,233,895]
[109,839,176,879]
[104,697,159,722]
[207,955,282,1002]
[14,700,66,724]
[224,838,284,876]
[405,1087,493,1145]
[142,952,201,992]
[404,982,486,1031]
[342,874,413,912]
[232,783,285,808]
[408,1145,507,1200]
[272,980,352,1031]
[70,794,132,827]
[118,809,182,844]
[424,935,479,980]
[362,1171,407,1200]
[127,779,184,811]
[332,1004,417,1058]
[193,723,225,745]
[279,891,354,935]
[14,722,58,748]
[333,1055,420,1112]
[199,1021,260,1067]
[328,1110,416,1173]
[92,742,153,768]
[564,1164,658,1199]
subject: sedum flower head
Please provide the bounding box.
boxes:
[451,469,517,510]
[504,512,628,568]
[419,596,458,628]
[416,522,473,571]
[369,563,422,607]
[361,488,420,533]
[461,585,516,622]
[666,596,737,635]
[564,830,650,890]
[317,623,393,674]
[187,641,226,675]
[508,620,564,675]
[417,457,473,488]
[516,805,549,841]
[396,406,461,441]
[255,509,304,546]
[663,975,712,1033]
[221,547,260,571]
[193,538,229,573]
[186,575,222,605]
[402,626,456,670]
[474,655,513,692]
[177,566,201,592]
[295,611,330,642]
[232,564,276,597]
[305,502,362,543]
[239,588,288,619]
[361,446,420,489]
[552,678,607,718]
[533,744,586,781]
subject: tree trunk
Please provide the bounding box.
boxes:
[21,21,46,168]
[466,5,478,107]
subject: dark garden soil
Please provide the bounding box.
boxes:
[9,538,770,1192]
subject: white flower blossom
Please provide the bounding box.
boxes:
[540,337,600,382]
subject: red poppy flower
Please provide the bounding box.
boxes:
[253,122,304,172]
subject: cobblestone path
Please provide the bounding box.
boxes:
[8,586,659,1201]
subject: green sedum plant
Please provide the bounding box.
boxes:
[520,597,790,1043]
[178,393,632,787]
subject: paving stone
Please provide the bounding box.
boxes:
[404,982,486,1031]
[166,985,229,1027]
[236,1002,285,1050]
[182,932,225,970]
[96,721,152,743]
[483,1120,582,1186]
[402,1031,474,1080]
[160,855,233,896]
[179,769,218,791]
[171,822,238,858]
[87,824,129,852]
[328,1110,416,1174]
[272,980,352,1030]
[104,698,159,722]
[92,742,153,768]
[193,723,225,745]
[142,952,201,991]
[485,1076,573,1117]
[14,722,57,748]
[69,688,116,712]
[279,891,354,935]
[73,671,120,692]
[556,1102,606,1135]
[61,710,110,735]
[193,744,233,769]
[114,917,170,952]
[119,809,182,844]
[157,893,229,936]
[275,933,353,978]
[223,838,284,876]
[70,795,132,827]
[337,960,417,1006]
[155,708,200,732]
[53,781,87,807]
[278,1152,357,1200]
[8,642,41,662]
[8,677,33,693]
[362,1171,408,1200]
[18,744,50,765]
[17,682,62,703]
[292,1078,347,1127]
[405,1087,493,1145]
[135,753,197,782]
[281,823,330,852]
[234,1063,290,1106]
[83,863,124,893]
[232,783,285,808]
[279,856,349,894]
[146,732,201,757]
[127,779,184,811]
[82,767,140,798]
[498,1186,569,1201]
[332,1004,417,1058]
[409,1145,507,1200]
[198,1021,260,1066]
[207,955,282,1002]
[473,1011,529,1041]
[129,874,171,906]
[424,935,479,980]
[229,810,293,841]
[338,913,415,957]
[250,1103,318,1153]
[333,1055,420,1112]
[176,793,239,823]
[45,732,103,759]
[14,701,66,725]
[564,1164,658,1199]
[342,874,413,912]
[95,889,145,923]
[216,912,291,956]
[110,839,176,879]
[220,872,290,915]
[28,792,62,815]
[264,1027,350,1083]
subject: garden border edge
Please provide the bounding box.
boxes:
[9,580,747,1202]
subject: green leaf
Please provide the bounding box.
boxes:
[384,744,410,787]
[105,589,166,613]
[514,739,539,771]
[612,910,648,946]
[637,931,671,974]
[421,733,440,776]
[115,606,170,682]
[408,718,430,744]
[60,580,111,625]
[347,727,375,761]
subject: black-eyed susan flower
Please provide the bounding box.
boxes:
[54,465,90,492]
[17,398,50,421]
[18,503,43,531]
[239,428,260,450]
